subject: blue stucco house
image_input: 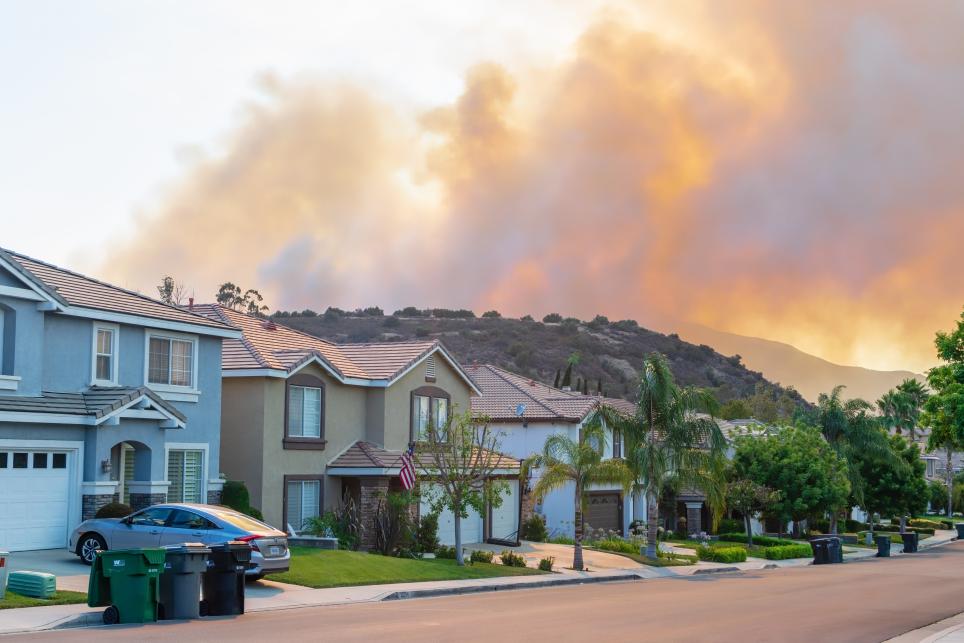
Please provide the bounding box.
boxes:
[0,248,240,551]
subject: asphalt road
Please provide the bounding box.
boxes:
[16,542,964,643]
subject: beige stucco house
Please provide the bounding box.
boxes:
[193,305,520,549]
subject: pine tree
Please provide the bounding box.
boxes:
[553,369,561,389]
[582,379,589,395]
[596,379,603,395]
[561,363,573,388]
[575,377,583,393]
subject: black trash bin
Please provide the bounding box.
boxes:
[955,523,964,539]
[200,541,251,616]
[811,538,829,565]
[900,531,919,553]
[827,537,843,563]
[874,535,891,557]
[159,544,210,620]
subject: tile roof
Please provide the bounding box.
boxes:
[190,304,445,381]
[328,440,520,470]
[466,364,637,423]
[0,248,235,333]
[0,386,186,423]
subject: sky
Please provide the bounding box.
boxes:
[2,0,963,374]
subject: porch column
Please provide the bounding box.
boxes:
[81,481,120,520]
[359,477,390,551]
[128,481,170,511]
[685,502,703,536]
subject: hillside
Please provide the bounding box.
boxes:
[675,324,922,403]
[273,310,807,411]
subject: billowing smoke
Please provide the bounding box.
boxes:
[104,2,964,373]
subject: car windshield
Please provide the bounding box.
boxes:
[209,509,275,533]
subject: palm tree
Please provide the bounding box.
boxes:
[897,378,929,441]
[878,390,912,436]
[819,385,896,532]
[523,421,632,571]
[593,353,727,560]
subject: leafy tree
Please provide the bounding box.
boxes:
[523,421,632,570]
[481,310,501,319]
[215,282,269,316]
[216,282,241,308]
[415,411,509,566]
[593,353,727,559]
[725,478,781,546]
[731,425,850,536]
[929,479,949,514]
[588,315,610,329]
[923,309,964,517]
[156,276,187,305]
[719,399,753,420]
[542,313,563,323]
[855,435,927,529]
[520,314,535,322]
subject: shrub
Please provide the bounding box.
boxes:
[372,491,416,556]
[435,545,457,559]
[717,518,742,535]
[592,539,637,554]
[659,550,698,563]
[481,310,501,319]
[469,549,494,564]
[542,313,563,323]
[909,518,944,530]
[500,550,527,567]
[549,535,574,545]
[696,545,747,563]
[382,316,401,328]
[95,502,132,519]
[718,533,794,547]
[301,493,359,549]
[222,480,251,511]
[764,544,813,560]
[538,556,555,571]
[860,531,904,544]
[521,515,548,542]
[414,512,440,554]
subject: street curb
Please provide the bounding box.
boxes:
[691,566,740,575]
[382,572,643,601]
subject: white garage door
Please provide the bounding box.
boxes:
[490,479,519,541]
[0,450,73,551]
[420,484,482,546]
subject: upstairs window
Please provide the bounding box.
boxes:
[148,334,196,388]
[92,323,119,385]
[412,386,451,442]
[612,429,622,459]
[284,374,326,448]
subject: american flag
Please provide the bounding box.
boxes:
[399,444,416,490]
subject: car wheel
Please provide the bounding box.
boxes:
[79,534,106,565]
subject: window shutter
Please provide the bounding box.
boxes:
[122,444,135,505]
[288,387,305,437]
[167,450,184,502]
[425,355,436,381]
[183,451,202,503]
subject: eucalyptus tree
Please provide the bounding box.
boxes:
[593,352,727,559]
[523,422,632,571]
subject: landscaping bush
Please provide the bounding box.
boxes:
[846,519,869,532]
[909,518,945,530]
[414,512,440,554]
[220,480,264,520]
[696,545,748,563]
[549,535,575,545]
[592,539,637,554]
[500,550,527,567]
[716,518,742,535]
[718,533,794,547]
[521,515,548,542]
[764,544,813,560]
[538,556,555,571]
[372,491,416,556]
[469,549,494,564]
[659,550,698,563]
[95,502,132,519]
[302,493,359,550]
[435,545,457,559]
[874,524,935,535]
[860,531,904,544]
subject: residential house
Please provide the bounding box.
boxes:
[465,364,647,538]
[0,249,239,552]
[193,305,521,549]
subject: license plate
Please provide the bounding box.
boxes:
[269,546,280,556]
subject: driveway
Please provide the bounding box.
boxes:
[6,549,90,592]
[466,540,644,571]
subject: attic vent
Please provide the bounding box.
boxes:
[425,355,436,382]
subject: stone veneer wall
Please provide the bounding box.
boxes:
[358,477,390,551]
[130,492,167,511]
[207,489,222,505]
[82,493,121,521]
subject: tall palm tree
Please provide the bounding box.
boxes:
[593,353,727,560]
[819,385,896,532]
[897,378,929,441]
[523,421,632,571]
[878,390,912,436]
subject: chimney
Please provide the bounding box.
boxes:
[188,297,194,311]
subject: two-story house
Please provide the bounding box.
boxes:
[0,249,239,552]
[466,364,645,538]
[193,305,521,550]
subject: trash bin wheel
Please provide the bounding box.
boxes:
[103,606,120,625]
[199,600,208,617]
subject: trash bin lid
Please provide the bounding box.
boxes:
[162,543,211,554]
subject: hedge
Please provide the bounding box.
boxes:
[909,518,949,530]
[874,525,935,536]
[719,533,795,547]
[592,539,638,554]
[859,531,904,544]
[764,544,813,560]
[696,545,747,563]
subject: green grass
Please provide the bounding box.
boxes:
[0,590,88,610]
[585,547,696,567]
[273,548,545,589]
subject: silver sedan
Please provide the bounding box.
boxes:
[68,503,290,579]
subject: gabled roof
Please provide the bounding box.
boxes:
[191,304,480,392]
[467,364,637,423]
[0,386,186,427]
[0,248,237,336]
[327,440,520,471]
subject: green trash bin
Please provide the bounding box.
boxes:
[88,549,165,625]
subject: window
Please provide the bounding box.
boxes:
[12,452,27,468]
[411,387,451,442]
[92,323,118,385]
[167,449,204,503]
[33,453,47,468]
[52,453,67,469]
[285,478,321,532]
[131,507,173,527]
[169,509,216,530]
[288,386,322,438]
[148,334,195,388]
[612,430,621,459]
[0,453,6,468]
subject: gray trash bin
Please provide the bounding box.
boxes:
[159,544,210,620]
[874,535,891,557]
[955,523,964,539]
[0,551,9,600]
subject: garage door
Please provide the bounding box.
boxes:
[585,492,621,535]
[490,479,518,542]
[0,450,72,551]
[420,484,482,546]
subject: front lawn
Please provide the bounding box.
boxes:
[273,548,545,589]
[0,590,87,610]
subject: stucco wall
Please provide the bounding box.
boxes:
[0,294,45,395]
[220,377,267,508]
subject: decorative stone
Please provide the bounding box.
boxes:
[82,494,117,520]
[359,477,390,551]
[130,492,166,511]
[207,489,222,505]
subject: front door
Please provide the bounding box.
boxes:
[111,507,173,549]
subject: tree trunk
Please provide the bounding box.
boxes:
[573,484,584,571]
[745,514,753,547]
[948,450,955,518]
[454,511,464,566]
[899,515,907,532]
[829,513,838,536]
[645,491,659,560]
